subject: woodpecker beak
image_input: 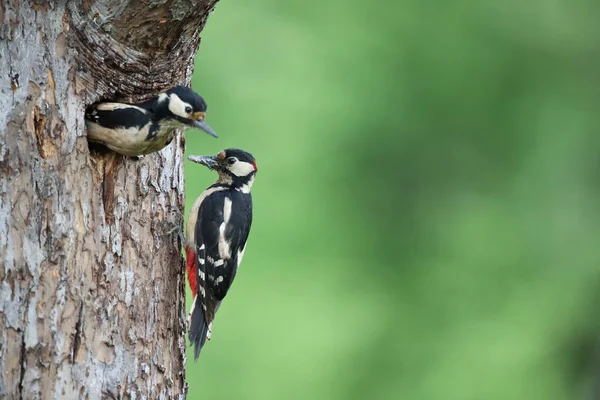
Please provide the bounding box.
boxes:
[188,155,219,170]
[192,119,218,138]
[190,112,217,138]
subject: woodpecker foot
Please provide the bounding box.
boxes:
[164,225,184,245]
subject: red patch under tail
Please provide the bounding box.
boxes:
[185,245,197,298]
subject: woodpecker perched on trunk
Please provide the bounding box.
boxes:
[185,148,257,359]
[85,85,218,156]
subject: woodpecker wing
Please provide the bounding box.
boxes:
[85,103,151,129]
[195,190,253,307]
[215,192,253,299]
[194,202,221,325]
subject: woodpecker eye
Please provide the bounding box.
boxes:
[185,106,193,114]
[227,157,237,165]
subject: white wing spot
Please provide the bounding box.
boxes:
[216,276,224,284]
[217,198,233,259]
[198,270,205,280]
[213,259,224,267]
[218,222,231,259]
[223,197,232,223]
[96,102,148,113]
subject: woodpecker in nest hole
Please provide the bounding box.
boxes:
[186,148,257,359]
[85,85,217,156]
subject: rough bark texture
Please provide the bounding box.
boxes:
[0,1,218,398]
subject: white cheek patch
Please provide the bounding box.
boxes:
[228,161,256,177]
[168,93,192,118]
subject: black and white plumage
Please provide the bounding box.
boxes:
[85,85,218,156]
[185,148,258,359]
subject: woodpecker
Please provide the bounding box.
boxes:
[185,148,258,359]
[85,85,218,156]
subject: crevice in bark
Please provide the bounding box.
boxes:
[101,153,119,224]
[18,326,26,400]
[71,301,84,363]
[102,389,118,399]
[10,73,19,93]
[33,105,48,158]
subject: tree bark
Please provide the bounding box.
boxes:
[0,1,217,398]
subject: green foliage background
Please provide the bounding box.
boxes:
[184,1,600,399]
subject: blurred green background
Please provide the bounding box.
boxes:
[183,1,600,399]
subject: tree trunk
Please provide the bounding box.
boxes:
[0,1,217,398]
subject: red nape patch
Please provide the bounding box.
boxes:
[252,160,258,171]
[185,245,197,297]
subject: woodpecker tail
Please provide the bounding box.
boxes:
[188,295,210,360]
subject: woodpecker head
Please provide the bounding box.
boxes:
[157,86,218,138]
[189,149,258,188]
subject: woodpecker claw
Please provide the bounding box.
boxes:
[164,225,184,245]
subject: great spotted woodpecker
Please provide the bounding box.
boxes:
[85,86,218,156]
[185,149,257,359]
